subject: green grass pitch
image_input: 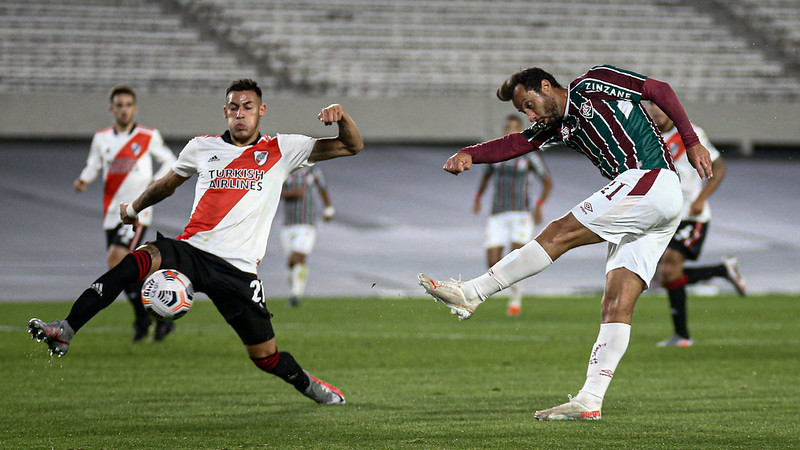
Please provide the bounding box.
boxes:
[2,294,799,449]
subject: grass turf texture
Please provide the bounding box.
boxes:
[2,294,799,449]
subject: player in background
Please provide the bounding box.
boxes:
[30,79,364,405]
[473,115,552,316]
[647,103,746,348]
[73,85,177,342]
[419,65,712,420]
[280,165,335,308]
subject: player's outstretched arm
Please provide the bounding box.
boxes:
[310,104,364,162]
[120,171,190,225]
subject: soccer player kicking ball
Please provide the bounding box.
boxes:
[419,65,712,420]
[29,79,363,405]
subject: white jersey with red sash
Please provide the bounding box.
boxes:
[661,124,720,222]
[80,125,176,229]
[172,132,315,274]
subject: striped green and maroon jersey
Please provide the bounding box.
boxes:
[522,65,675,179]
[484,153,550,215]
[281,166,327,226]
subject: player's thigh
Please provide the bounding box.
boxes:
[281,225,317,256]
[485,213,513,248]
[657,247,686,283]
[106,244,129,268]
[509,211,534,246]
[204,267,275,346]
[607,223,677,289]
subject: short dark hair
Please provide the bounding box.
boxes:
[226,78,262,100]
[109,84,136,103]
[496,67,562,102]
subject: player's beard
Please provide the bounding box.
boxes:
[541,96,563,127]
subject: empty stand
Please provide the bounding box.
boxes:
[1,0,799,102]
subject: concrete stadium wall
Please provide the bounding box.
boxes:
[1,92,798,152]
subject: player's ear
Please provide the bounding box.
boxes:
[259,103,266,117]
[541,80,551,92]
[222,105,228,118]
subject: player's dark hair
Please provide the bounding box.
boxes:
[226,79,262,100]
[109,85,136,103]
[497,68,562,101]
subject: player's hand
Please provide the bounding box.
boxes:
[323,205,335,222]
[318,104,346,125]
[120,202,140,227]
[686,144,713,180]
[443,152,472,175]
[73,179,88,192]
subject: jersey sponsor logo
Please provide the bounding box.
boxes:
[580,201,593,214]
[208,155,219,162]
[582,81,634,99]
[254,150,269,166]
[207,168,267,191]
[580,101,594,119]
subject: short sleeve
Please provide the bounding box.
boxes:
[172,138,200,177]
[277,134,316,170]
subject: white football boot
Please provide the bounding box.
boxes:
[722,256,747,297]
[417,273,481,320]
[534,395,601,421]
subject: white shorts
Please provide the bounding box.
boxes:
[485,211,534,248]
[280,224,317,256]
[571,169,682,287]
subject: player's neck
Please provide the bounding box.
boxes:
[114,122,135,135]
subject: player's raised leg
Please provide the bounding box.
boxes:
[420,213,598,319]
[28,247,158,356]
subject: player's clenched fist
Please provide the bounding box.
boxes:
[443,152,473,175]
[119,202,139,226]
[318,104,347,125]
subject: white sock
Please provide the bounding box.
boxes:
[290,263,308,297]
[508,283,522,307]
[464,240,552,301]
[576,323,631,409]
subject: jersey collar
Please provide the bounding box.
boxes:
[221,130,263,147]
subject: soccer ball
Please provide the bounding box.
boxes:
[141,269,194,321]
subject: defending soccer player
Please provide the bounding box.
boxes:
[29,79,363,405]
